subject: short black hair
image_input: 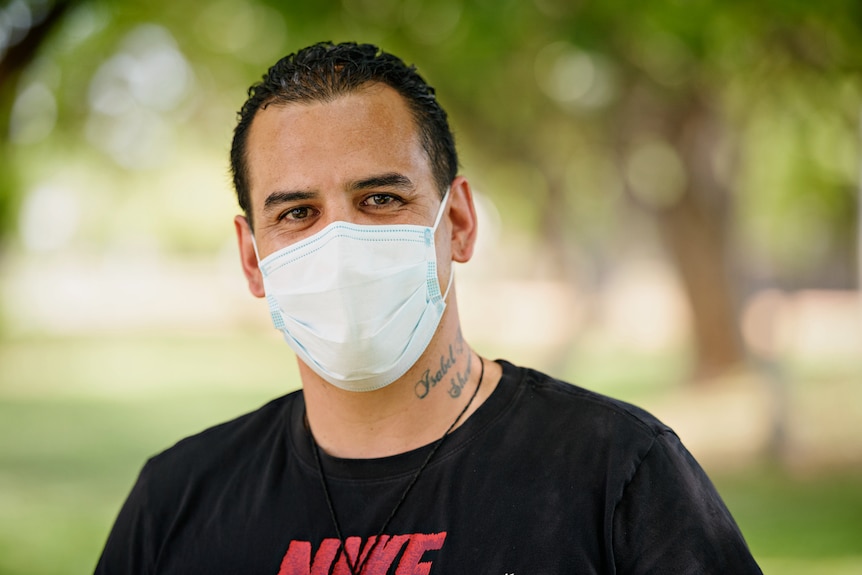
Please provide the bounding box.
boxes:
[230,41,458,226]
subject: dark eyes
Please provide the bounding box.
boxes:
[283,206,313,221]
[362,194,399,207]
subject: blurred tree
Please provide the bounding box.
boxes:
[0,0,74,239]
[385,0,862,380]
[1,0,859,379]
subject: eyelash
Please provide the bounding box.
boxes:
[362,193,403,208]
[279,207,314,222]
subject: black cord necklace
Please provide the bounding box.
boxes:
[309,355,485,575]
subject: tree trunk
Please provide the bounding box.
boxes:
[618,84,747,381]
[0,0,75,238]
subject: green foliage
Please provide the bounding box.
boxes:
[3,0,859,284]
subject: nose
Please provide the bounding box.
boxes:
[324,199,355,225]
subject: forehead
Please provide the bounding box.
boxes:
[244,84,433,205]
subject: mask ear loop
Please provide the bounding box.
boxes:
[432,188,455,303]
[249,230,262,264]
[441,262,455,302]
[431,188,451,232]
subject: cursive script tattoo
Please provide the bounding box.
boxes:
[448,352,472,398]
[414,329,467,399]
[415,345,457,399]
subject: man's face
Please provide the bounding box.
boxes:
[242,82,445,260]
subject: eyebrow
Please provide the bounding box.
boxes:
[348,172,416,192]
[263,190,317,213]
[260,173,416,214]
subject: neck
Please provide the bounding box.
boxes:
[300,299,500,458]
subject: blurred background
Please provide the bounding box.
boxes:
[1,0,861,573]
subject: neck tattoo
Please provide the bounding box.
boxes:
[309,355,486,575]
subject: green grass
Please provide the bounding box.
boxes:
[1,332,860,574]
[714,466,862,570]
[0,394,282,574]
[1,331,296,574]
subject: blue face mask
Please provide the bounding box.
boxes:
[255,191,452,392]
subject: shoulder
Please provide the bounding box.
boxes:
[140,391,300,488]
[95,392,304,572]
[500,360,673,444]
[471,360,690,499]
[497,362,757,534]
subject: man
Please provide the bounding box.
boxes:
[96,42,762,574]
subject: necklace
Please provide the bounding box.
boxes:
[309,355,485,575]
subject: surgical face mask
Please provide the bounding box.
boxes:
[253,191,453,392]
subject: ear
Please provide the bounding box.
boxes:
[446,176,478,263]
[234,215,265,298]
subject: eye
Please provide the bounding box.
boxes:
[362,194,401,208]
[280,206,314,221]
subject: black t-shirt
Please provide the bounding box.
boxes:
[95,360,762,574]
